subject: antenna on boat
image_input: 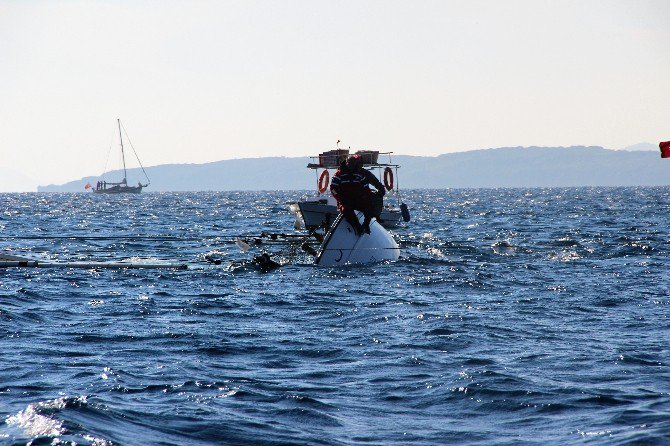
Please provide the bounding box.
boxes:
[117,118,127,184]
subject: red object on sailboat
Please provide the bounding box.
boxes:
[660,141,670,158]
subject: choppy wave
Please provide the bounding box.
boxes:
[2,188,670,445]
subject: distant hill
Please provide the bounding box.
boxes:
[37,146,670,192]
[0,167,37,192]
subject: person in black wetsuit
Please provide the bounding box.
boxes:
[330,155,385,235]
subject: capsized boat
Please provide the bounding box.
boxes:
[230,210,401,269]
[91,119,150,194]
[289,147,410,231]
[315,211,400,267]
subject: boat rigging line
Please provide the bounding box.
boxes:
[119,120,151,186]
[0,233,317,243]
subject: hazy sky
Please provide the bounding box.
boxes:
[1,0,669,191]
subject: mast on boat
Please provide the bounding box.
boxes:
[117,118,127,185]
[91,119,150,193]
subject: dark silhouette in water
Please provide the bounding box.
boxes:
[252,253,281,271]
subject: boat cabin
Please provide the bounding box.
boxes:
[289,147,409,231]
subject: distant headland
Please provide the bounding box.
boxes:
[37,145,667,192]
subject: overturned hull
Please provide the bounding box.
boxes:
[315,211,400,267]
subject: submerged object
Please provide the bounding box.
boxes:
[253,253,282,271]
[0,254,187,270]
[315,211,400,267]
[400,202,411,222]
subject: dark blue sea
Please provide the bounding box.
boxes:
[2,188,670,445]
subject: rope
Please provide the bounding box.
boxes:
[120,121,151,185]
[319,246,400,251]
[0,234,324,244]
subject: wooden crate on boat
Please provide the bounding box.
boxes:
[355,150,379,165]
[319,149,349,167]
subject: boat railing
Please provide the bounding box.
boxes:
[307,162,401,169]
[307,151,399,169]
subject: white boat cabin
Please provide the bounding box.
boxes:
[289,148,409,231]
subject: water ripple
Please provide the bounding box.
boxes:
[2,188,670,445]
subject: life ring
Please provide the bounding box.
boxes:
[383,167,394,191]
[318,170,330,193]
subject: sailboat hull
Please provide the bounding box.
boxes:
[93,185,143,194]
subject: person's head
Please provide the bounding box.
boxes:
[346,154,363,171]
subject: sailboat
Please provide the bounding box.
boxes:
[93,119,150,194]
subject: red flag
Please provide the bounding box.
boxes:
[660,141,670,158]
[84,182,91,189]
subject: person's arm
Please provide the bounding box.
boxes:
[331,172,355,207]
[364,169,385,195]
[330,173,342,200]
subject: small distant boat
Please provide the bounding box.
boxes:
[315,211,400,266]
[92,119,150,194]
[289,146,410,231]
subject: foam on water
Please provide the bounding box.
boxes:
[6,397,67,438]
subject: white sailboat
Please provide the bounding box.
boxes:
[93,119,150,194]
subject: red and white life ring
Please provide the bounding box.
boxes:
[318,170,330,193]
[383,167,394,191]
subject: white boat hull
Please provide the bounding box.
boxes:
[294,199,402,230]
[315,211,400,267]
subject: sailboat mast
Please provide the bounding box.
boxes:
[117,118,127,183]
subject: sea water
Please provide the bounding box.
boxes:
[1,188,669,445]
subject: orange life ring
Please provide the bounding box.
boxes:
[318,170,330,193]
[383,167,394,191]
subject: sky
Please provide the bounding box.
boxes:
[1,0,669,191]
